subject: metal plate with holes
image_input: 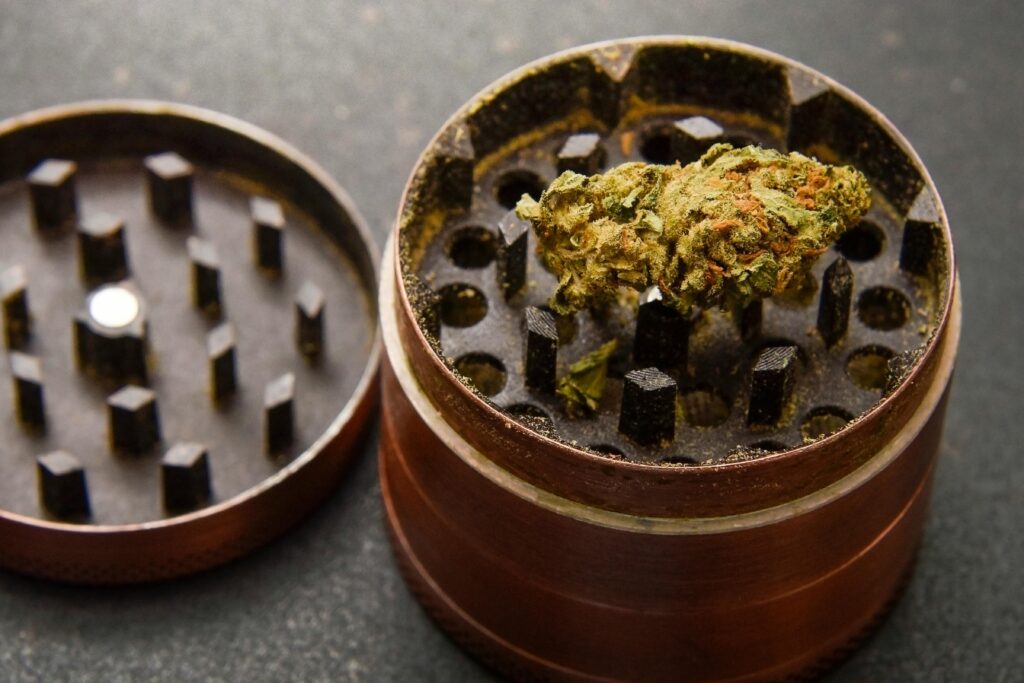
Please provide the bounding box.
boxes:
[0,101,379,583]
[406,49,950,465]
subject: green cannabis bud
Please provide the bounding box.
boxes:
[556,339,618,417]
[516,144,871,315]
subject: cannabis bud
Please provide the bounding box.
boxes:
[516,144,871,315]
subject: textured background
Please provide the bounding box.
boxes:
[0,1,1020,681]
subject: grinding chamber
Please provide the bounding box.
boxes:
[379,38,959,681]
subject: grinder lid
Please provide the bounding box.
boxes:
[0,100,379,583]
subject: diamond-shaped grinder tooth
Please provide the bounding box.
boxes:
[207,322,237,402]
[747,345,799,427]
[556,132,606,175]
[817,257,854,347]
[1,265,30,349]
[77,213,130,286]
[10,351,45,431]
[619,367,677,445]
[37,451,90,520]
[161,442,212,512]
[295,281,325,359]
[523,306,558,392]
[671,115,725,161]
[251,196,285,274]
[735,300,763,343]
[144,151,194,225]
[107,385,161,455]
[27,159,78,232]
[497,210,529,299]
[634,286,689,369]
[264,372,295,454]
[187,236,223,315]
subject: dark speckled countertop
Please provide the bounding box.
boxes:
[0,2,1019,681]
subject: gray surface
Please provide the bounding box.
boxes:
[0,1,1020,681]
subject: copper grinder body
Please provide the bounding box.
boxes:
[378,38,960,683]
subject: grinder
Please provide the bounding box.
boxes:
[0,101,379,583]
[379,37,959,682]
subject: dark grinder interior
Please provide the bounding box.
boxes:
[399,41,951,465]
[0,109,375,526]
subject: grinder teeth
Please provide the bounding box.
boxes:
[5,150,342,523]
[412,111,944,463]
